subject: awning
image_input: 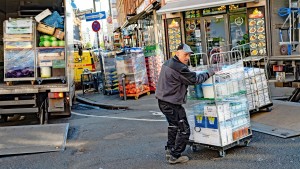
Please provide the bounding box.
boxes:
[114,27,121,33]
[121,11,147,29]
[157,0,259,14]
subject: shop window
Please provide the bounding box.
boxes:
[203,6,227,16]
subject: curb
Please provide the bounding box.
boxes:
[76,95,129,110]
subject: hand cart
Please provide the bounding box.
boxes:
[188,50,252,157]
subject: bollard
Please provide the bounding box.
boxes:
[121,73,127,101]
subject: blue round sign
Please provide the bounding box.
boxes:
[92,21,101,32]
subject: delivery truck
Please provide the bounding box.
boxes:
[0,0,76,124]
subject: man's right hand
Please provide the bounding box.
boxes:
[208,68,215,77]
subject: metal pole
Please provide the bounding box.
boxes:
[121,73,127,101]
[93,0,100,49]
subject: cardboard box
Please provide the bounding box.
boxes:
[5,19,33,34]
[52,68,65,77]
[38,51,65,61]
[53,29,65,40]
[35,9,52,23]
[39,60,52,67]
[37,23,55,35]
[52,60,65,68]
[193,128,232,146]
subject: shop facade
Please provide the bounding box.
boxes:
[158,0,270,59]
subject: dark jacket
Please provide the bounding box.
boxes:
[155,56,210,105]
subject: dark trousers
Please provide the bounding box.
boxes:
[158,99,190,158]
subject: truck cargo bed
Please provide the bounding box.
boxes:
[0,83,69,94]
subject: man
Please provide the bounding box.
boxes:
[155,44,214,164]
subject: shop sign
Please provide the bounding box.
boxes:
[107,16,113,24]
[203,6,226,16]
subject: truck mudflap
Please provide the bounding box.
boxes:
[0,123,69,156]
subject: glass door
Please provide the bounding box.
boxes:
[229,13,250,56]
[202,15,229,55]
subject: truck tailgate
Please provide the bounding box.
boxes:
[0,123,69,156]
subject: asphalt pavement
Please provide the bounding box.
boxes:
[0,92,299,169]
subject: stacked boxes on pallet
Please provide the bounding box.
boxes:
[244,68,271,111]
[116,48,150,99]
[102,51,119,95]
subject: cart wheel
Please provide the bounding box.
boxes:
[219,150,226,157]
[243,140,251,147]
[266,107,272,112]
[135,96,139,100]
[31,80,35,85]
[191,145,199,152]
[147,92,150,96]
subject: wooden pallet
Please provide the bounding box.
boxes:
[119,89,150,100]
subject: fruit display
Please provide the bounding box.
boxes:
[144,45,163,92]
[248,7,267,56]
[39,35,65,47]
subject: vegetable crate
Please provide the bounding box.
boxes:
[3,18,36,85]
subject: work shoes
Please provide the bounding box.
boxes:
[165,149,171,161]
[168,155,189,164]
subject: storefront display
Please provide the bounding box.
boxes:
[167,18,182,57]
[248,7,267,56]
[116,48,150,100]
[144,45,163,91]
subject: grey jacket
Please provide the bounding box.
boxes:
[155,56,210,105]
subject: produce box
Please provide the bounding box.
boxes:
[52,68,65,77]
[39,60,52,67]
[3,34,33,41]
[5,19,33,34]
[35,9,52,23]
[5,41,33,49]
[37,23,55,35]
[53,29,64,40]
[52,60,65,68]
[38,48,65,61]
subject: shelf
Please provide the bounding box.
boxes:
[37,47,65,49]
[4,47,33,50]
[243,56,266,62]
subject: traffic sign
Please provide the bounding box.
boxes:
[92,21,101,32]
[85,11,106,22]
[107,16,112,24]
